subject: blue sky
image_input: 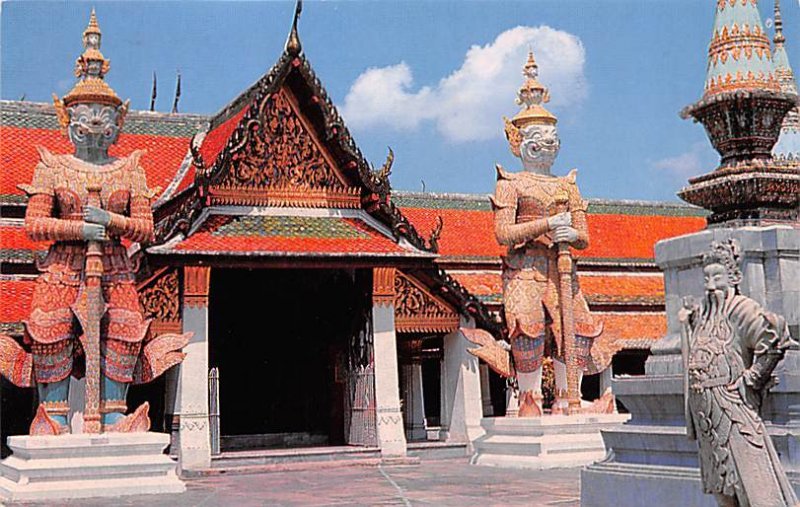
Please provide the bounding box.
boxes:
[2,1,798,202]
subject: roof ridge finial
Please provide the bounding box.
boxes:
[285,0,303,56]
[774,0,785,45]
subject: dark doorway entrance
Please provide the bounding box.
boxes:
[209,268,365,450]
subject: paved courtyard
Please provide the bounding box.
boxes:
[16,459,582,507]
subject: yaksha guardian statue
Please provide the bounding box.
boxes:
[682,239,798,507]
[464,51,614,416]
[0,11,189,435]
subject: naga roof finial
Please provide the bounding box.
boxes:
[285,0,303,56]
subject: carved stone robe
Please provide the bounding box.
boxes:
[687,289,799,506]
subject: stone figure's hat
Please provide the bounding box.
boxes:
[503,50,557,157]
[53,9,128,130]
[772,0,800,162]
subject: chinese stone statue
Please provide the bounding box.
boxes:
[464,51,613,417]
[681,239,798,507]
[0,10,189,435]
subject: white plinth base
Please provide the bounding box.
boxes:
[0,432,185,502]
[471,414,630,470]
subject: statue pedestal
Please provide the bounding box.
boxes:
[470,413,629,470]
[0,432,185,502]
[581,225,800,506]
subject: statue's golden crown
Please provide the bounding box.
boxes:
[503,50,558,157]
[53,9,128,130]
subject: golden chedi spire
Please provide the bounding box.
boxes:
[53,9,128,130]
[503,49,557,157]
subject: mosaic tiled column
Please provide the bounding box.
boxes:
[177,265,212,471]
[441,318,484,448]
[372,267,407,458]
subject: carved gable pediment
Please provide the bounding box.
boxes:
[394,271,459,334]
[209,87,360,208]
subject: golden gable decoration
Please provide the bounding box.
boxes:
[394,271,459,333]
[210,88,360,208]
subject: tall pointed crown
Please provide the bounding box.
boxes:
[704,0,779,97]
[503,50,557,156]
[53,9,127,129]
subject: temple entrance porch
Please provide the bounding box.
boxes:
[208,268,363,451]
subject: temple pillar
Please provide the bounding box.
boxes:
[177,265,212,471]
[371,267,407,458]
[163,366,180,455]
[441,317,484,447]
[480,364,494,417]
[402,363,427,441]
[505,388,519,418]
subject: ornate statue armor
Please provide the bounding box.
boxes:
[462,50,612,417]
[682,240,798,507]
[0,10,189,435]
[493,167,601,375]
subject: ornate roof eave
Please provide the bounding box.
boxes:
[408,267,505,340]
[153,25,440,254]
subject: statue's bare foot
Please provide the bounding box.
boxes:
[518,391,543,417]
[104,401,151,433]
[583,388,615,414]
[29,404,69,436]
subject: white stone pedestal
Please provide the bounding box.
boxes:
[471,413,629,470]
[0,432,185,502]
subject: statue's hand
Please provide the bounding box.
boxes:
[82,223,108,242]
[553,226,578,244]
[547,211,571,230]
[83,205,111,226]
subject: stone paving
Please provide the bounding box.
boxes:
[15,459,582,507]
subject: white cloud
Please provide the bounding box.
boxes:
[341,26,588,143]
[651,142,716,179]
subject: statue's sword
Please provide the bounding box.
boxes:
[71,177,106,434]
[552,191,581,414]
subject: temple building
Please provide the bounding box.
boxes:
[0,11,708,470]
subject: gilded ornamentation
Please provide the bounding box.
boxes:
[372,267,395,307]
[139,269,180,323]
[394,271,459,333]
[210,89,358,208]
[184,265,210,309]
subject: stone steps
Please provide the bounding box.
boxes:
[209,445,383,470]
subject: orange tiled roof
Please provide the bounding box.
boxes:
[1,101,207,203]
[602,312,667,341]
[393,193,707,264]
[451,271,667,307]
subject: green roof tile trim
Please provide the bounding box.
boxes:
[1,101,208,138]
[393,192,493,211]
[0,322,24,337]
[586,200,708,217]
[0,249,45,263]
[393,191,708,217]
[211,216,373,239]
[0,194,28,205]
